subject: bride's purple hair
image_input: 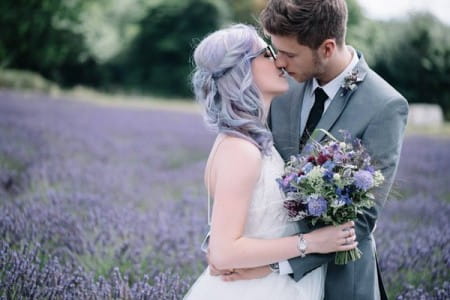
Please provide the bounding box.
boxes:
[192,24,273,155]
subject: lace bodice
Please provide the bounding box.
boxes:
[243,147,298,239]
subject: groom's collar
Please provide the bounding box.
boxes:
[310,46,359,100]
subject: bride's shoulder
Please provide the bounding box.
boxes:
[213,136,262,171]
[218,135,261,159]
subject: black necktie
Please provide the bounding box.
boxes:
[300,87,328,148]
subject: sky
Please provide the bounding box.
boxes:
[357,0,450,25]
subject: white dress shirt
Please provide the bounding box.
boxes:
[279,47,359,276]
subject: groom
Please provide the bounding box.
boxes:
[210,0,408,299]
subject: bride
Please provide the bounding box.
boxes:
[185,24,357,299]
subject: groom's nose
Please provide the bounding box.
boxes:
[274,55,287,69]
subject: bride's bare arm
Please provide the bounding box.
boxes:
[208,137,357,270]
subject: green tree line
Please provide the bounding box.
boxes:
[1,0,449,118]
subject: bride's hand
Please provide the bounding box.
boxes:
[305,221,358,254]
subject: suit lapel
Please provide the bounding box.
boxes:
[310,87,356,143]
[306,53,369,146]
[289,81,307,156]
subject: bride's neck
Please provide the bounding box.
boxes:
[262,95,274,120]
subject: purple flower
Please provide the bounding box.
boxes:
[364,165,375,174]
[333,152,346,164]
[329,142,340,153]
[340,129,352,142]
[323,169,334,182]
[283,173,296,186]
[352,138,362,150]
[302,162,314,173]
[336,187,352,205]
[322,160,335,171]
[353,170,374,191]
[307,195,328,216]
[303,144,314,155]
[276,174,297,193]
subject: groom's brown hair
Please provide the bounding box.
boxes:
[260,0,348,49]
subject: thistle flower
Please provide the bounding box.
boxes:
[307,195,328,217]
[353,170,374,191]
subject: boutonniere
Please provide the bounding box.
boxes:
[340,70,363,96]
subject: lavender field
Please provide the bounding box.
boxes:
[1,90,449,299]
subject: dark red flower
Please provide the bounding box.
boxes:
[307,156,316,164]
[283,200,303,218]
[317,153,331,165]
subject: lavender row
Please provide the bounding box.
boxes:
[1,90,449,298]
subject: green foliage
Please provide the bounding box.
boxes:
[2,0,449,111]
[346,5,450,119]
[224,0,263,25]
[345,0,382,66]
[115,0,228,96]
[0,0,102,87]
[371,13,450,119]
[79,0,152,63]
[0,69,59,93]
[346,0,364,28]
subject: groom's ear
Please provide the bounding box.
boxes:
[319,39,337,59]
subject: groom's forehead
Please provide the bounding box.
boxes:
[269,34,304,53]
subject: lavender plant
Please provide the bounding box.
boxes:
[0,90,449,299]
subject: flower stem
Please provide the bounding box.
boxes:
[335,247,363,265]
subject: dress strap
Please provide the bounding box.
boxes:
[206,135,226,226]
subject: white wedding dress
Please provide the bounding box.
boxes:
[184,146,325,300]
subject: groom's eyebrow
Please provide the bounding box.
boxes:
[277,49,296,56]
[270,44,296,56]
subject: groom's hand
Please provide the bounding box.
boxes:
[206,250,271,280]
[209,263,234,276]
[220,266,272,282]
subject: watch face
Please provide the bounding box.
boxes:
[298,236,307,251]
[299,240,307,250]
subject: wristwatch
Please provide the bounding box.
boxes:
[297,234,307,257]
[269,262,280,273]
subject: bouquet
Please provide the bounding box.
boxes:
[276,130,384,264]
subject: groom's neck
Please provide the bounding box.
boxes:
[317,45,353,85]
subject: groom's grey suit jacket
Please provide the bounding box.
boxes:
[269,52,408,300]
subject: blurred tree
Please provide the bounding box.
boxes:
[346,0,364,28]
[344,0,382,65]
[0,0,102,86]
[115,0,229,96]
[80,0,155,63]
[225,0,266,25]
[372,13,450,119]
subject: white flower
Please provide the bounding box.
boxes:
[332,199,346,208]
[373,170,385,186]
[308,166,325,180]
